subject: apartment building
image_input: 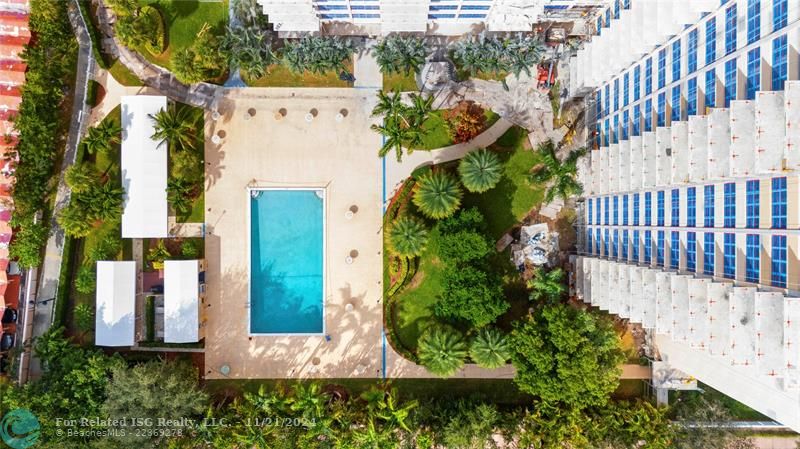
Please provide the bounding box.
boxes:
[573,0,800,431]
[257,0,611,35]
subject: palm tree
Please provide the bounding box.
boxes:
[64,163,99,194]
[57,203,92,238]
[149,104,199,151]
[388,215,428,258]
[87,182,125,222]
[507,36,545,79]
[282,36,354,74]
[417,326,468,377]
[458,149,503,193]
[527,268,566,304]
[221,25,276,80]
[372,121,406,162]
[371,89,406,121]
[469,327,512,369]
[167,177,193,216]
[83,120,122,155]
[373,35,428,75]
[412,170,463,219]
[406,92,434,128]
[529,140,587,203]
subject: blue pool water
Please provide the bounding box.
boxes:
[250,189,324,334]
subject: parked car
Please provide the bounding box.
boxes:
[0,333,13,351]
[1,308,16,324]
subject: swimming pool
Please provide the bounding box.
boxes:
[249,189,324,334]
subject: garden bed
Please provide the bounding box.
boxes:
[388,127,545,352]
[245,59,354,88]
[418,107,501,151]
[383,72,418,92]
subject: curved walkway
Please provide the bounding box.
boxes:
[384,117,513,196]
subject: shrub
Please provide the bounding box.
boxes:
[74,303,94,333]
[75,265,96,294]
[511,304,625,409]
[417,326,468,377]
[438,230,492,264]
[180,239,201,259]
[9,218,49,268]
[373,35,428,75]
[139,5,166,55]
[444,101,486,144]
[281,36,354,75]
[88,232,122,262]
[436,207,486,234]
[147,240,171,270]
[435,266,508,328]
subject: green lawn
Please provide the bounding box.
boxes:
[245,59,354,88]
[392,126,543,351]
[136,0,228,72]
[108,59,144,86]
[418,109,501,151]
[463,128,543,239]
[383,71,418,92]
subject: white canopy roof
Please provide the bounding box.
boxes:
[95,261,136,347]
[120,95,168,238]
[164,260,200,343]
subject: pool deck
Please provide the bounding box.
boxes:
[204,87,513,380]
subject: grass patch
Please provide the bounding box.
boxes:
[205,378,530,405]
[392,126,542,350]
[245,59,354,88]
[462,128,543,239]
[136,0,228,71]
[383,71,418,92]
[418,109,501,151]
[108,59,144,86]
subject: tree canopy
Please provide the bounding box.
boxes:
[511,304,625,409]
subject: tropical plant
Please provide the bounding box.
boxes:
[373,35,428,75]
[458,149,502,193]
[441,401,502,449]
[83,119,122,155]
[171,23,226,84]
[452,34,545,81]
[530,140,587,203]
[85,182,124,222]
[149,103,199,151]
[73,303,94,333]
[57,203,92,238]
[444,101,487,143]
[75,265,96,294]
[88,232,123,262]
[388,216,428,258]
[527,267,566,305]
[371,90,433,161]
[167,177,194,216]
[470,327,512,369]
[417,326,468,377]
[511,304,625,409]
[232,0,270,28]
[282,36,354,75]
[221,25,276,80]
[412,170,463,219]
[147,240,171,270]
[181,239,201,259]
[64,163,99,194]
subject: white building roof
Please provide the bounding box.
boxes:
[120,95,168,238]
[164,260,200,343]
[95,261,136,347]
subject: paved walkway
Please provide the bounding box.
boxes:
[353,41,382,90]
[25,0,94,381]
[88,67,161,126]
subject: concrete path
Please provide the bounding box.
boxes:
[353,41,382,90]
[383,117,513,198]
[168,218,204,238]
[88,67,161,126]
[24,0,94,381]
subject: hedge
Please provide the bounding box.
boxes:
[140,5,166,56]
[145,295,155,342]
[77,0,109,69]
[52,236,76,328]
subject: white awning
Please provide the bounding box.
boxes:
[95,261,136,347]
[120,95,168,238]
[164,260,200,343]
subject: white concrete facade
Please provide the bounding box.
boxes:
[574,0,800,432]
[257,0,568,35]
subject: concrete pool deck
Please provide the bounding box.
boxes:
[203,87,513,380]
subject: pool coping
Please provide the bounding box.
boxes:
[246,186,327,337]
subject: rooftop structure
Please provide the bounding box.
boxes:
[120,95,168,238]
[257,0,612,35]
[95,261,136,347]
[572,0,800,431]
[163,260,206,344]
